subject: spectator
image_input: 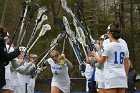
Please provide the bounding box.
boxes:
[126,60,137,93]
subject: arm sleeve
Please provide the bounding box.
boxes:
[10,58,22,68]
[0,37,20,62]
[102,45,108,57]
[90,57,97,68]
[25,65,36,75]
[125,46,129,58]
[16,63,31,74]
[65,59,73,69]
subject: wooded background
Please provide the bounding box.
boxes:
[0,0,140,91]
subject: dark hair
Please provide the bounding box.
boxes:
[111,20,120,29]
[109,21,121,40]
[0,26,5,37]
[0,26,5,32]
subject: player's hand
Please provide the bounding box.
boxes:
[86,57,90,63]
[60,54,66,60]
[91,51,96,57]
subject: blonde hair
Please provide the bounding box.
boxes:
[29,54,38,58]
[50,50,60,58]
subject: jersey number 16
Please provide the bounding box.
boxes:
[114,51,125,64]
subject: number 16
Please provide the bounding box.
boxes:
[114,51,125,64]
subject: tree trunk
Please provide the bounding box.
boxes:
[130,0,135,67]
[0,0,8,26]
[119,0,124,38]
[91,0,98,36]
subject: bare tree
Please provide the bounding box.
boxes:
[119,0,125,38]
[0,0,8,26]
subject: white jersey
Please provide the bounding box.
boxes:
[84,64,94,92]
[102,42,129,89]
[84,64,93,79]
[5,64,11,80]
[28,78,35,93]
[96,38,128,88]
[47,58,70,93]
[5,44,14,79]
[28,63,36,93]
[94,50,105,88]
[17,62,31,85]
[6,44,14,53]
[103,38,127,47]
[2,45,15,90]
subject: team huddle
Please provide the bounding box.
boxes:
[0,18,135,93]
[0,1,135,93]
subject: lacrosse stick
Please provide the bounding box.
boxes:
[18,4,39,46]
[62,16,85,75]
[61,0,95,51]
[28,24,51,51]
[62,35,67,54]
[24,6,48,56]
[61,0,90,57]
[8,0,30,51]
[37,32,66,68]
[36,14,48,30]
[17,0,31,45]
[77,27,88,57]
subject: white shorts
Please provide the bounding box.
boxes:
[51,81,70,93]
[19,84,30,93]
[12,86,21,93]
[105,76,127,89]
[2,79,13,90]
[10,79,21,93]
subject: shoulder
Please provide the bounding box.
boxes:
[119,43,128,50]
[118,38,127,46]
[103,39,110,46]
[103,43,111,50]
[47,58,54,64]
[47,58,53,62]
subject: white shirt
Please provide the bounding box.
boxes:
[84,64,93,79]
[47,58,70,83]
[47,58,71,93]
[102,42,129,78]
[17,62,31,85]
[103,38,127,47]
[5,44,14,79]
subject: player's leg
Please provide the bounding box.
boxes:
[106,88,117,93]
[117,88,125,93]
[51,86,63,93]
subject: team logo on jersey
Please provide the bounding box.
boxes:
[117,46,121,50]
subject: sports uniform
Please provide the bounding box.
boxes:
[2,44,14,90]
[96,38,128,89]
[102,42,129,89]
[17,61,32,93]
[84,64,94,92]
[103,38,127,47]
[46,58,71,93]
